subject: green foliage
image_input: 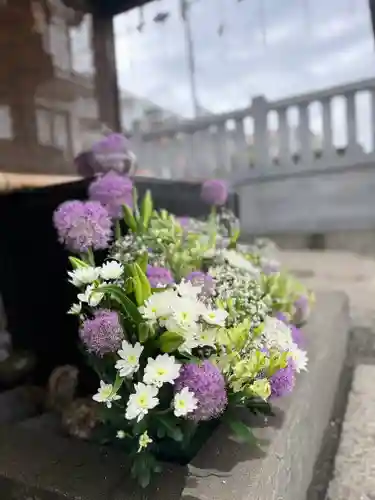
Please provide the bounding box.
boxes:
[158,331,185,353]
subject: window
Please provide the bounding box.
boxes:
[36,108,71,153]
[0,106,13,139]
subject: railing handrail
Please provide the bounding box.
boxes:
[131,77,375,141]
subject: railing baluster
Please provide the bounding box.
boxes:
[231,118,248,174]
[321,97,334,160]
[345,91,357,152]
[371,90,375,153]
[297,103,312,166]
[278,107,289,166]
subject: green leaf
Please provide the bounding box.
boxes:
[69,256,89,269]
[134,263,151,302]
[228,229,240,249]
[140,190,153,230]
[228,420,256,444]
[158,331,184,353]
[136,253,148,274]
[122,204,137,233]
[157,415,184,442]
[246,399,275,417]
[138,322,151,343]
[95,284,142,324]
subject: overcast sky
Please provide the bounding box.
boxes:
[113,0,375,120]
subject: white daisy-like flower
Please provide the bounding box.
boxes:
[169,297,202,329]
[68,266,100,287]
[125,383,159,422]
[221,249,260,276]
[100,261,124,281]
[139,289,178,322]
[143,354,181,387]
[92,381,121,408]
[173,387,198,417]
[115,341,144,378]
[138,431,153,452]
[197,327,217,347]
[77,284,104,307]
[201,307,228,327]
[67,303,81,315]
[262,316,294,351]
[175,280,201,298]
[289,345,308,373]
[178,330,200,353]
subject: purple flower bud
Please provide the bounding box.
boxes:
[53,200,112,253]
[92,133,136,174]
[293,295,310,326]
[146,265,174,288]
[201,179,228,206]
[174,360,227,421]
[88,171,133,219]
[80,309,123,356]
[270,359,296,398]
[185,271,214,296]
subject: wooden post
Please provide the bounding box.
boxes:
[92,13,121,131]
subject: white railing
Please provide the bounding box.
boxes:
[129,77,375,180]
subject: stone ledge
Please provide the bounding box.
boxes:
[0,292,350,500]
[327,364,375,500]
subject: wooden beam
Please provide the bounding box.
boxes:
[92,14,121,131]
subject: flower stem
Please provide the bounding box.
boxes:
[115,220,122,240]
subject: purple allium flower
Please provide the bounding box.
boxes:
[146,265,174,288]
[53,200,112,253]
[275,312,289,324]
[185,271,214,296]
[75,151,101,178]
[293,295,310,326]
[201,179,228,206]
[92,133,136,174]
[175,360,227,421]
[79,309,123,356]
[290,324,305,349]
[177,216,190,228]
[88,171,133,219]
[270,359,296,398]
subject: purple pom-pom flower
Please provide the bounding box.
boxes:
[79,309,123,356]
[174,360,227,421]
[270,359,296,398]
[92,133,136,174]
[88,171,133,219]
[146,265,174,288]
[53,200,112,253]
[293,295,310,326]
[185,271,214,295]
[201,179,228,206]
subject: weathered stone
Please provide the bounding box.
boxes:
[0,292,349,500]
[327,364,375,500]
[0,386,45,424]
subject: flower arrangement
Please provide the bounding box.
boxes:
[53,171,313,488]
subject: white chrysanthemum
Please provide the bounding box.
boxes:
[197,327,217,347]
[201,307,228,327]
[166,297,202,329]
[179,330,200,353]
[68,266,100,287]
[77,284,104,307]
[175,280,201,298]
[92,381,121,408]
[221,249,260,276]
[139,289,178,322]
[100,261,124,280]
[289,345,308,373]
[125,383,159,422]
[115,341,144,377]
[67,303,81,315]
[143,354,181,387]
[262,316,293,350]
[173,387,198,417]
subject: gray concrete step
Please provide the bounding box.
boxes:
[327,364,375,500]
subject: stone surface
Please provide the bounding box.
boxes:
[0,386,44,424]
[327,364,375,500]
[0,292,349,500]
